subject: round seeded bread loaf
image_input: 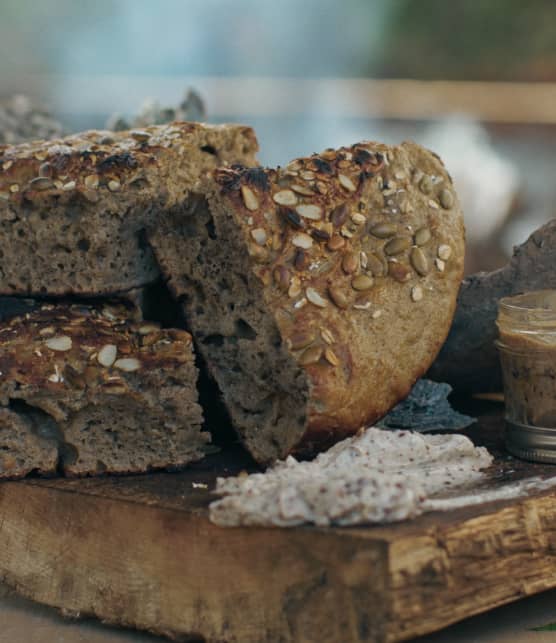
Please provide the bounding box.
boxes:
[150,141,465,464]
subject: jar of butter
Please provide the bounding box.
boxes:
[496,290,556,463]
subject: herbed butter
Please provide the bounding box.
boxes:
[210,427,495,527]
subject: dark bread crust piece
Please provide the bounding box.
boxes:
[0,122,258,296]
[0,302,208,478]
[150,141,464,464]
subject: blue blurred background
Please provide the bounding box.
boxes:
[2,0,556,272]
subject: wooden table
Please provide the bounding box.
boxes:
[1,400,556,642]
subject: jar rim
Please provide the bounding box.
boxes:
[499,289,556,315]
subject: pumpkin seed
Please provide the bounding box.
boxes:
[384,236,411,255]
[299,345,323,366]
[414,227,431,246]
[328,285,350,309]
[370,222,397,238]
[351,274,374,291]
[296,203,322,220]
[439,189,454,209]
[330,203,349,227]
[410,247,429,276]
[289,330,316,350]
[366,253,385,277]
[342,252,359,274]
[419,175,432,194]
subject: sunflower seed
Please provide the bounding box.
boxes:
[114,357,141,372]
[299,345,323,366]
[351,212,366,225]
[410,247,429,276]
[321,328,335,345]
[306,287,328,308]
[370,222,397,238]
[411,286,424,302]
[97,344,117,367]
[327,235,345,251]
[289,330,316,350]
[300,170,316,180]
[131,130,150,142]
[248,243,269,263]
[414,227,431,246]
[84,174,99,189]
[435,258,446,272]
[351,274,374,291]
[439,189,454,209]
[428,199,439,210]
[138,324,160,335]
[241,185,259,211]
[62,181,76,191]
[273,189,297,206]
[328,285,350,309]
[108,179,121,192]
[294,297,307,309]
[384,236,412,255]
[251,228,267,245]
[292,232,313,249]
[288,276,302,298]
[353,300,372,310]
[338,174,357,192]
[296,203,322,220]
[372,309,383,319]
[342,252,359,274]
[45,335,72,351]
[360,251,368,269]
[438,244,452,260]
[324,347,340,366]
[290,184,315,196]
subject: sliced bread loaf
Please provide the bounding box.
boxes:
[0,301,208,478]
[150,141,465,464]
[0,122,258,296]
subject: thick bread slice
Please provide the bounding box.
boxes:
[0,121,258,296]
[0,302,208,478]
[150,142,465,464]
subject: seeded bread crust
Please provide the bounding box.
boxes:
[0,122,258,296]
[0,302,208,478]
[151,141,464,464]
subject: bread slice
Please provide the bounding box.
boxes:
[0,301,208,478]
[150,141,465,464]
[0,122,258,296]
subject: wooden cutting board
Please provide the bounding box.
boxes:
[1,402,556,643]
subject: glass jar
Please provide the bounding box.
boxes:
[496,290,556,463]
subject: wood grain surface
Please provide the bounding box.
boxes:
[0,402,556,643]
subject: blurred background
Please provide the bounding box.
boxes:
[1,0,556,274]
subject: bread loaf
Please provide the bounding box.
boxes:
[150,141,465,464]
[0,122,258,296]
[0,301,208,478]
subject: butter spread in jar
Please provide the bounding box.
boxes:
[496,290,556,462]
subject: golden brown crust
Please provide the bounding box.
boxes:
[210,141,465,452]
[0,122,258,205]
[0,302,194,406]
